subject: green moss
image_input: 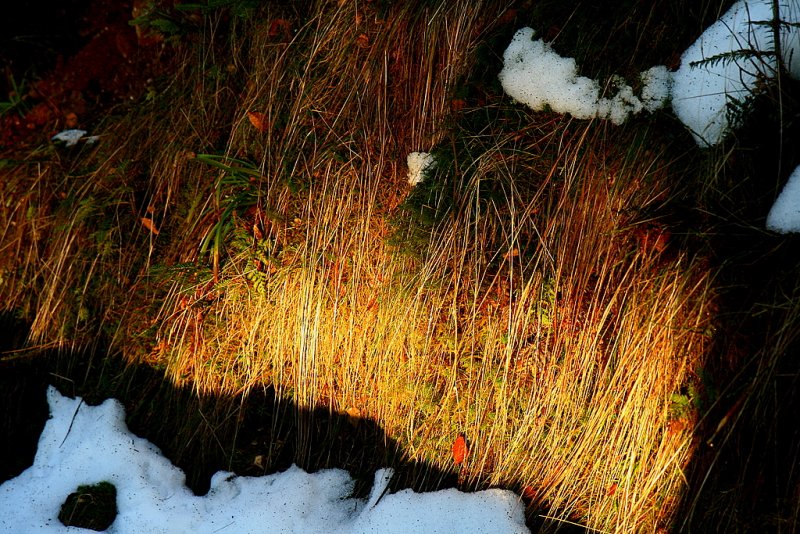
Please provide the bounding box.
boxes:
[58,481,117,531]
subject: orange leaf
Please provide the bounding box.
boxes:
[253,223,263,241]
[497,8,518,25]
[355,33,370,49]
[452,433,468,465]
[606,483,618,497]
[521,485,538,501]
[247,111,269,133]
[64,112,78,128]
[140,217,159,235]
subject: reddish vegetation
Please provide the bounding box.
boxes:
[0,0,172,149]
[247,111,270,133]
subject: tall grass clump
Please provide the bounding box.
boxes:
[152,51,714,528]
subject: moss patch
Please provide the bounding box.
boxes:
[58,481,117,531]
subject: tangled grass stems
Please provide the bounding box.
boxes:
[2,0,783,532]
[146,116,713,532]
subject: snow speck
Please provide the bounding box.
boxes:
[51,129,99,147]
[407,152,436,186]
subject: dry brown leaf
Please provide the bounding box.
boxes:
[140,217,159,235]
[450,98,467,112]
[64,112,78,128]
[247,111,269,133]
[268,18,292,41]
[521,485,538,501]
[503,247,519,259]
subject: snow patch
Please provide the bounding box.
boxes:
[767,165,800,233]
[0,387,529,534]
[407,152,436,186]
[671,0,800,146]
[498,27,668,125]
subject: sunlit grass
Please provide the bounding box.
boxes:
[142,108,714,532]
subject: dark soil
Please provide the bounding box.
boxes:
[0,0,173,149]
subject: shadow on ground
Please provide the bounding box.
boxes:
[0,317,451,499]
[0,313,586,533]
[673,83,800,532]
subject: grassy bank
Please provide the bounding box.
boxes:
[2,0,799,531]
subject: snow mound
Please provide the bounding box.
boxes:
[0,387,529,534]
[498,27,669,125]
[672,0,800,146]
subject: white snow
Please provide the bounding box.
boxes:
[671,0,800,146]
[51,129,88,147]
[51,129,99,147]
[640,66,673,112]
[0,387,529,534]
[499,1,800,146]
[498,2,800,232]
[767,165,800,232]
[498,28,670,126]
[407,152,436,186]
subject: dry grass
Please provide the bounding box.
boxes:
[145,118,712,531]
[3,0,796,532]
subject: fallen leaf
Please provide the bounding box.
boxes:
[497,8,518,25]
[116,31,135,59]
[452,433,468,465]
[355,33,370,49]
[606,482,618,497]
[268,18,292,41]
[503,247,519,259]
[140,217,160,235]
[64,112,78,128]
[451,98,467,112]
[247,111,269,133]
